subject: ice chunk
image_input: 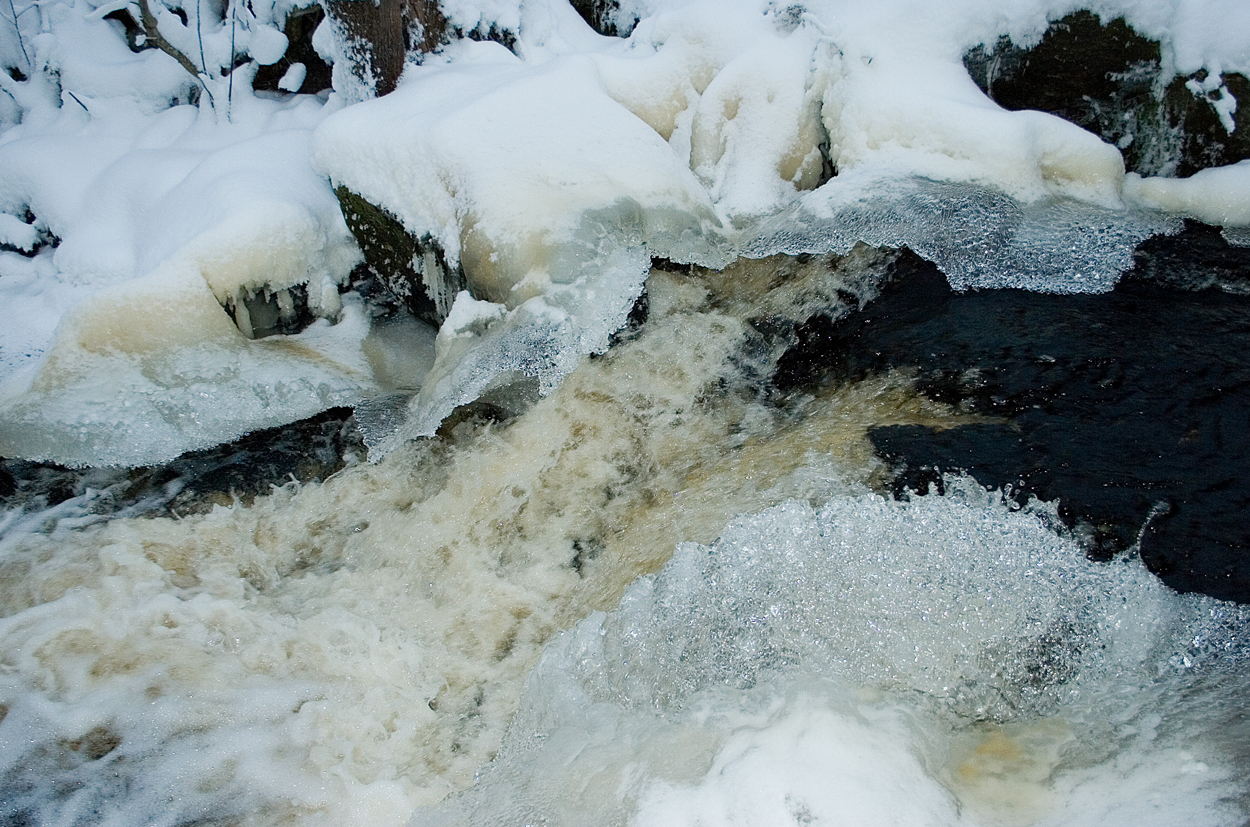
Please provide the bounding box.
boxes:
[365,245,650,456]
[0,265,373,467]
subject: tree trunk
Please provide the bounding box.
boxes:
[323,0,447,98]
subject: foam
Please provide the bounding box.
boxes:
[415,484,1250,826]
[0,255,948,825]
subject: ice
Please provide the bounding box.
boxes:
[367,246,648,456]
[0,90,371,466]
[1125,160,1250,227]
[0,281,373,468]
[312,47,726,295]
[745,173,1179,292]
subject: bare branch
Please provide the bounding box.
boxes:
[5,0,29,68]
[136,0,202,79]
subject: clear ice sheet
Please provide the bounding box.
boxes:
[746,175,1182,293]
[360,174,1182,458]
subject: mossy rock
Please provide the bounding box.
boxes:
[335,186,466,325]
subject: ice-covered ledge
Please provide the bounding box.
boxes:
[2,0,1248,468]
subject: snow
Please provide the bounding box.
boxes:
[249,25,291,66]
[1,0,1249,466]
[0,89,370,466]
[278,62,308,92]
[1125,160,1250,226]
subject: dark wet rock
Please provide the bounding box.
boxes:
[0,408,365,522]
[159,407,365,514]
[1130,219,1250,293]
[252,6,334,95]
[335,186,467,326]
[569,0,634,37]
[965,10,1250,177]
[776,242,1250,603]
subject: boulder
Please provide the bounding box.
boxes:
[965,11,1250,177]
[334,186,466,326]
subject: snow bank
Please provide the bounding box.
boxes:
[2,0,1249,465]
[0,97,370,466]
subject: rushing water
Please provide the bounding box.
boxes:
[2,248,1249,826]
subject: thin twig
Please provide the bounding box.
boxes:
[137,0,202,78]
[197,73,216,108]
[5,0,29,68]
[227,0,235,120]
[67,90,88,111]
[195,0,207,74]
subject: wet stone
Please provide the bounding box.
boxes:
[776,239,1250,603]
[335,186,467,326]
[965,10,1250,177]
[0,408,365,521]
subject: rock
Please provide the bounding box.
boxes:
[965,10,1250,177]
[335,186,467,326]
[776,240,1250,603]
[0,408,365,520]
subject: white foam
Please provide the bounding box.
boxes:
[416,484,1250,826]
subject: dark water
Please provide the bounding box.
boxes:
[777,224,1250,602]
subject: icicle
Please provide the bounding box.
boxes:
[276,288,295,321]
[422,249,456,318]
[319,274,341,319]
[233,288,254,338]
